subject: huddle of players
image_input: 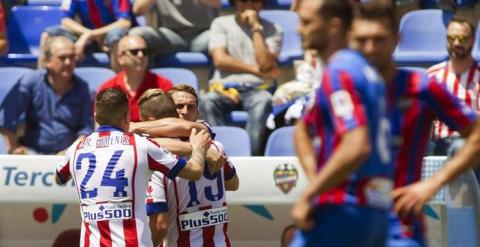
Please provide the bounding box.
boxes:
[55,84,238,247]
[290,0,480,247]
[53,0,480,246]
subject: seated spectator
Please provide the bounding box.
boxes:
[98,34,173,122]
[0,1,7,55]
[0,36,93,155]
[131,0,220,55]
[428,16,480,156]
[200,0,283,156]
[267,50,322,130]
[38,0,135,70]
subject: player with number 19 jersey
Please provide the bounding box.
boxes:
[56,126,188,247]
[304,49,393,210]
[146,141,236,247]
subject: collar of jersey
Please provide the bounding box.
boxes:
[96,125,123,132]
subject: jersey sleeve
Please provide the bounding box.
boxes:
[146,138,187,179]
[55,139,80,184]
[322,69,368,135]
[112,0,132,20]
[146,172,168,216]
[419,75,477,131]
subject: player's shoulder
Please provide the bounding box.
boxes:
[328,49,382,85]
[427,61,447,74]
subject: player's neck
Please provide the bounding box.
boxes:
[321,39,347,62]
[380,61,396,85]
[449,56,474,74]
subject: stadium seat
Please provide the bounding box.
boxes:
[0,67,33,154]
[211,126,251,156]
[0,67,33,102]
[473,23,480,62]
[259,10,303,65]
[151,68,199,91]
[264,126,295,156]
[393,10,454,66]
[74,67,116,99]
[2,6,63,66]
[155,52,211,67]
[399,67,428,73]
[26,0,62,5]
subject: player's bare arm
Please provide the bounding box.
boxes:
[130,117,209,138]
[393,119,480,215]
[292,126,371,230]
[177,129,209,180]
[149,212,168,246]
[225,174,239,191]
[293,120,317,181]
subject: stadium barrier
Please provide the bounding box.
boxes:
[0,156,478,246]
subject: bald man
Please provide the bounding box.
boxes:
[97,34,173,122]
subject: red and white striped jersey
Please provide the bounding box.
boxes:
[428,61,480,138]
[56,126,187,247]
[146,141,236,247]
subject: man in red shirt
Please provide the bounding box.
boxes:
[98,34,173,122]
[0,1,7,55]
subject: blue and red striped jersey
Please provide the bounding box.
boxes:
[388,68,477,189]
[61,0,134,29]
[303,49,393,210]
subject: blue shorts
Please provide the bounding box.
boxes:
[388,213,425,247]
[289,204,389,247]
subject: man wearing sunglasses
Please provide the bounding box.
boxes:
[98,34,173,122]
[427,16,480,157]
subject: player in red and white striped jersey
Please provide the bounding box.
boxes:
[427,16,480,154]
[55,88,210,247]
[138,87,239,247]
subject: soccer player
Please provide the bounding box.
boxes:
[55,87,210,246]
[348,2,478,246]
[291,0,392,246]
[138,88,239,247]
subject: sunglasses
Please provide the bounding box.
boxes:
[446,35,470,44]
[123,48,148,56]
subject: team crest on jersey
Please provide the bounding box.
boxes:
[273,163,298,194]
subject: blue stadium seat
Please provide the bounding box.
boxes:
[151,68,199,91]
[473,23,480,62]
[211,126,251,156]
[226,111,249,126]
[2,6,63,65]
[399,67,428,73]
[26,0,62,5]
[259,10,303,65]
[393,10,454,66]
[74,67,115,99]
[0,67,34,154]
[155,52,211,67]
[0,67,33,102]
[264,126,295,156]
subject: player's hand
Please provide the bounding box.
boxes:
[291,195,314,231]
[239,9,260,28]
[392,180,440,217]
[189,128,209,153]
[206,145,225,175]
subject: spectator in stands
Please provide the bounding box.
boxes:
[0,36,93,155]
[98,34,173,122]
[38,0,135,70]
[131,0,221,55]
[0,1,7,55]
[427,16,480,156]
[200,0,283,155]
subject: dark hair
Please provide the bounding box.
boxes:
[168,84,199,107]
[318,0,353,32]
[352,1,398,33]
[138,89,178,121]
[95,87,129,126]
[449,16,475,36]
[43,36,73,59]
